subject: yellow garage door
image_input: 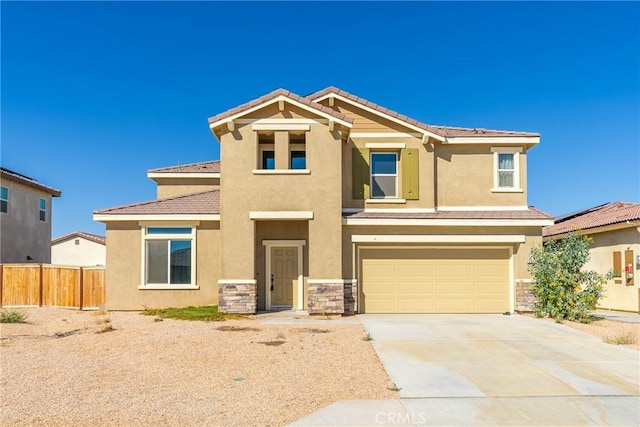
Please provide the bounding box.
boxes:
[361,248,509,313]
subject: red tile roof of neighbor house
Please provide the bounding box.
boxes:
[344,207,552,220]
[207,88,353,126]
[52,231,106,245]
[543,202,640,237]
[94,190,219,215]
[0,167,62,196]
[148,160,220,174]
[306,86,540,138]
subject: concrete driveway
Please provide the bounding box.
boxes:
[292,314,639,426]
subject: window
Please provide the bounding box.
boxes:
[39,198,46,221]
[290,151,306,169]
[498,154,515,187]
[370,152,398,198]
[0,186,7,213]
[491,147,522,191]
[144,227,195,287]
[262,151,275,169]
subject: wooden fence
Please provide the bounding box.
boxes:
[0,264,105,310]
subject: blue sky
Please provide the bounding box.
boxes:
[2,1,638,238]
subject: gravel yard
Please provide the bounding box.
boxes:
[0,308,397,426]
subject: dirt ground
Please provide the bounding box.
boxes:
[561,317,640,351]
[0,308,397,426]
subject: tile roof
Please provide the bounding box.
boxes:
[543,202,640,237]
[94,190,219,215]
[306,86,539,138]
[344,207,552,220]
[207,88,353,127]
[0,167,61,196]
[148,160,220,174]
[52,231,106,245]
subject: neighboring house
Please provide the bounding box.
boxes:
[94,86,553,313]
[51,231,106,266]
[543,202,640,313]
[0,167,61,263]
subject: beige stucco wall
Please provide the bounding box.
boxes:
[154,177,219,199]
[0,179,54,263]
[51,238,106,266]
[435,144,527,207]
[583,227,640,312]
[104,221,220,310]
[217,104,343,281]
[319,98,530,209]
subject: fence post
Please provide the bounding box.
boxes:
[79,267,84,311]
[39,264,44,307]
[0,264,3,307]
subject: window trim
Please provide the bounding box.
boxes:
[370,151,399,199]
[139,226,198,290]
[491,147,523,192]
[0,186,8,213]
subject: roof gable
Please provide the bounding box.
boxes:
[307,86,539,141]
[543,202,640,237]
[52,231,106,246]
[207,88,353,133]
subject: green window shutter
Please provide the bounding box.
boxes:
[352,147,370,199]
[401,148,419,200]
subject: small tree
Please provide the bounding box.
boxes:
[528,233,611,323]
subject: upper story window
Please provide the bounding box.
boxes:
[352,147,419,201]
[144,227,195,287]
[0,186,8,213]
[289,132,306,170]
[39,198,46,221]
[370,152,398,198]
[491,147,522,192]
[256,131,309,173]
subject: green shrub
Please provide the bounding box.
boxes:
[528,233,612,323]
[142,305,241,322]
[0,309,28,323]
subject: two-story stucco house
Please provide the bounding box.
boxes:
[94,87,553,313]
[1,167,61,263]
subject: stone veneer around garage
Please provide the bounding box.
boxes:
[307,281,344,314]
[515,279,537,312]
[218,280,257,314]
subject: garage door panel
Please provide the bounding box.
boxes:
[361,248,509,314]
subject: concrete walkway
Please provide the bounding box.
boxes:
[593,309,640,324]
[291,314,640,426]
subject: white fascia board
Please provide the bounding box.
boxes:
[365,142,406,149]
[351,234,526,243]
[252,124,311,131]
[352,132,421,138]
[437,206,529,211]
[147,172,220,179]
[342,208,436,214]
[93,214,220,222]
[249,211,314,220]
[208,95,352,130]
[313,93,445,141]
[445,136,540,145]
[239,118,325,125]
[343,218,555,226]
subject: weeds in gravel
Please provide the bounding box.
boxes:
[96,324,115,334]
[0,309,28,323]
[604,331,637,345]
[387,383,402,392]
[362,333,373,341]
[259,340,285,346]
[142,305,244,322]
[217,325,260,332]
[299,328,330,334]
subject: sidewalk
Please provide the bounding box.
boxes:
[592,309,640,324]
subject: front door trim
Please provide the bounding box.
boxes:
[262,240,305,310]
